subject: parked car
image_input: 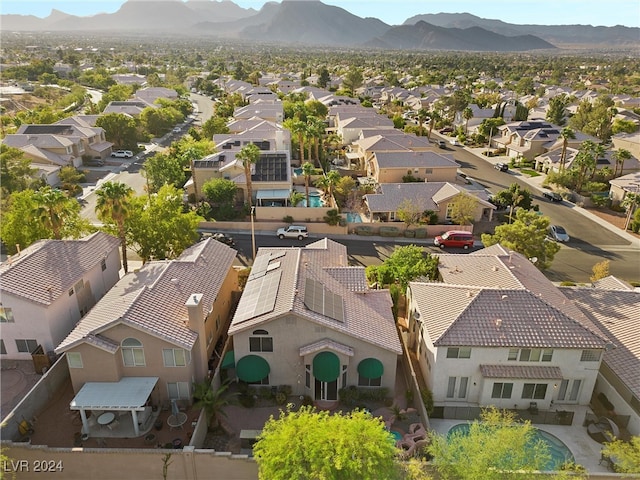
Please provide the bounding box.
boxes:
[543,191,563,202]
[494,162,509,172]
[449,138,462,146]
[172,126,182,133]
[439,127,454,134]
[438,140,447,149]
[434,230,474,249]
[548,225,570,242]
[276,225,308,240]
[111,150,133,158]
[84,158,104,167]
[200,231,235,246]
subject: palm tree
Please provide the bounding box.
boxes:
[95,181,134,273]
[288,119,307,163]
[306,116,326,167]
[612,148,631,177]
[235,143,261,209]
[427,110,441,140]
[416,108,429,136]
[193,380,234,431]
[559,127,575,172]
[34,186,69,239]
[315,170,341,208]
[463,107,474,134]
[301,161,315,208]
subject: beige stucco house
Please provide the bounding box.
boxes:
[55,238,240,414]
[406,245,609,416]
[368,151,460,184]
[0,233,121,360]
[227,239,402,405]
[364,182,495,224]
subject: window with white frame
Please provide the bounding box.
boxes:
[491,382,513,399]
[305,364,311,389]
[446,347,471,359]
[513,348,553,362]
[446,376,469,399]
[167,381,190,400]
[249,329,273,352]
[0,307,15,322]
[121,338,145,366]
[67,352,83,368]
[15,339,38,353]
[163,348,189,367]
[580,349,601,362]
[522,383,547,400]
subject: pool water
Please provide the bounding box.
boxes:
[301,193,323,208]
[345,212,362,223]
[390,430,402,442]
[447,423,574,471]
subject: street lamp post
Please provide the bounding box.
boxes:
[251,206,256,262]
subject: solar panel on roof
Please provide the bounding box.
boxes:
[304,278,344,322]
[248,255,270,280]
[234,270,282,322]
[266,261,281,272]
[269,251,286,261]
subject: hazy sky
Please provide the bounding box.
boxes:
[1,0,638,28]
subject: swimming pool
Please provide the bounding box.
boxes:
[345,212,362,223]
[447,423,574,471]
[301,193,323,208]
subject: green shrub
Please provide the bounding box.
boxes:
[275,392,287,405]
[414,228,427,239]
[238,392,256,408]
[324,209,341,226]
[560,281,577,286]
[278,385,292,396]
[584,182,609,193]
[356,225,374,236]
[379,226,400,237]
[420,388,434,415]
[339,386,360,406]
[404,229,416,238]
[283,215,294,224]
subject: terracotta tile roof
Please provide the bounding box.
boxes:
[56,238,236,352]
[480,364,563,379]
[0,232,120,306]
[560,287,640,400]
[229,239,402,354]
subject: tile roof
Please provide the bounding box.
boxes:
[410,283,607,349]
[592,275,635,291]
[560,287,640,400]
[0,232,120,306]
[56,238,237,352]
[229,239,402,354]
[480,364,563,380]
[374,151,460,169]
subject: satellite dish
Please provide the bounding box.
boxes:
[529,257,538,264]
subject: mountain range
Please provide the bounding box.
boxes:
[1,0,636,51]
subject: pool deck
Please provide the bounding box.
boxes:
[429,405,612,474]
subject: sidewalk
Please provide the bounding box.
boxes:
[466,147,640,248]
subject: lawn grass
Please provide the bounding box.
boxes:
[520,168,540,177]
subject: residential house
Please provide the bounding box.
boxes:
[493,120,596,161]
[102,101,149,117]
[349,133,435,171]
[561,279,640,435]
[111,74,147,86]
[233,102,284,123]
[367,151,460,184]
[55,238,240,412]
[535,146,640,175]
[3,129,85,173]
[364,182,495,223]
[227,239,402,403]
[0,232,121,360]
[608,171,640,204]
[133,87,179,107]
[336,115,394,145]
[612,132,640,159]
[405,246,609,414]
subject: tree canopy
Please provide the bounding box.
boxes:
[481,209,560,270]
[366,244,439,291]
[447,192,478,226]
[602,436,640,474]
[253,406,400,480]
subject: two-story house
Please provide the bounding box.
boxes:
[228,239,402,405]
[54,238,239,421]
[0,232,121,360]
[405,245,609,416]
[366,150,458,184]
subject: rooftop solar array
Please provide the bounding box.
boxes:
[235,270,282,322]
[304,278,344,322]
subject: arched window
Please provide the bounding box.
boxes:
[249,330,273,352]
[121,337,145,366]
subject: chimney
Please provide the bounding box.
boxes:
[185,293,207,380]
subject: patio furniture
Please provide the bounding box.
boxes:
[97,412,115,426]
[106,419,119,431]
[167,412,187,430]
[588,416,620,444]
[528,402,539,415]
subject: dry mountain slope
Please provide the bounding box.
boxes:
[367,21,555,51]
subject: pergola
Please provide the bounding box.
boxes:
[70,377,158,436]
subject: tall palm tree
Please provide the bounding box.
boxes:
[612,148,631,177]
[416,108,429,136]
[34,186,69,239]
[301,161,315,208]
[235,143,261,209]
[463,107,474,134]
[95,181,134,273]
[315,170,341,208]
[306,116,326,167]
[289,119,308,163]
[427,110,441,140]
[559,127,575,172]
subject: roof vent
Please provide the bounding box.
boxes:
[492,265,498,272]
[171,278,180,284]
[495,318,502,328]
